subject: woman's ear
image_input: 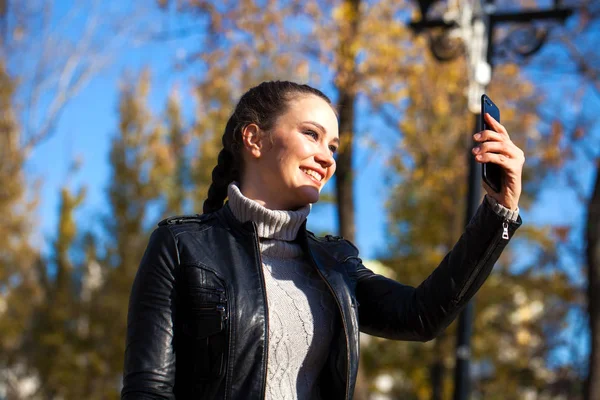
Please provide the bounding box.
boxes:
[241,123,264,159]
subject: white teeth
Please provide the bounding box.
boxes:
[301,168,323,182]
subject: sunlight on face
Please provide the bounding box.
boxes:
[241,94,339,210]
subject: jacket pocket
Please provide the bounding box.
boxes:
[183,286,229,381]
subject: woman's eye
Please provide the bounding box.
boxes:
[329,145,338,154]
[304,130,319,140]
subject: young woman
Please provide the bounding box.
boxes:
[121,81,524,399]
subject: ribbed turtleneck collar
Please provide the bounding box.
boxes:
[227,182,310,243]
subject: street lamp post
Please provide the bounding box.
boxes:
[406,1,573,399]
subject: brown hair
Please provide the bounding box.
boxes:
[202,81,333,213]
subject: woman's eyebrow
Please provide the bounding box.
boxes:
[303,120,326,133]
[303,121,339,144]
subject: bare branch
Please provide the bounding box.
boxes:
[9,1,135,157]
[559,37,600,98]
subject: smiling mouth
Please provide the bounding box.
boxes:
[300,168,323,183]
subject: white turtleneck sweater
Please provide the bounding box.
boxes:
[227,183,336,400]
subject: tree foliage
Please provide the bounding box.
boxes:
[350,40,578,397]
[0,59,45,399]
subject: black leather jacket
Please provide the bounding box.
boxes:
[122,200,521,400]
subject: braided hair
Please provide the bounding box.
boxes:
[202,81,333,214]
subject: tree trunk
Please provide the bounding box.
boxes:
[335,0,360,244]
[336,88,357,243]
[431,360,444,400]
[431,332,446,400]
[334,1,366,399]
[586,163,600,400]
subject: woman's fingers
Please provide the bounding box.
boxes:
[471,114,524,210]
[474,150,511,165]
[472,140,525,164]
[474,129,503,143]
[484,113,509,137]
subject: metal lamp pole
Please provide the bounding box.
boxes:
[406,0,573,398]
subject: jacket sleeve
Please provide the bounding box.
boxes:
[122,226,179,399]
[356,198,522,342]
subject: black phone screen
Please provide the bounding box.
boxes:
[481,95,502,192]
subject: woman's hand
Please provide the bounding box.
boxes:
[472,113,525,210]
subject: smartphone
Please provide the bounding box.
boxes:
[481,94,502,193]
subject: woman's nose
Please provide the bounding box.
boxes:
[315,145,335,168]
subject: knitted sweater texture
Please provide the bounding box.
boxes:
[227,183,335,400]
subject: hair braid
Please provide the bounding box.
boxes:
[203,116,239,214]
[202,149,234,213]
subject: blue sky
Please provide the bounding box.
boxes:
[23,2,396,259]
[23,1,595,261]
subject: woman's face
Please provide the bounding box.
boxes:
[241,94,339,210]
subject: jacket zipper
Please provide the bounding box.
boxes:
[190,286,226,294]
[189,287,227,303]
[190,304,226,313]
[252,222,270,399]
[457,218,510,300]
[307,251,351,400]
[502,219,510,240]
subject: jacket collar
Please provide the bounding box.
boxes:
[213,202,356,265]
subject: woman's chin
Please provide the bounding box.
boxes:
[294,186,320,206]
[281,186,319,209]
